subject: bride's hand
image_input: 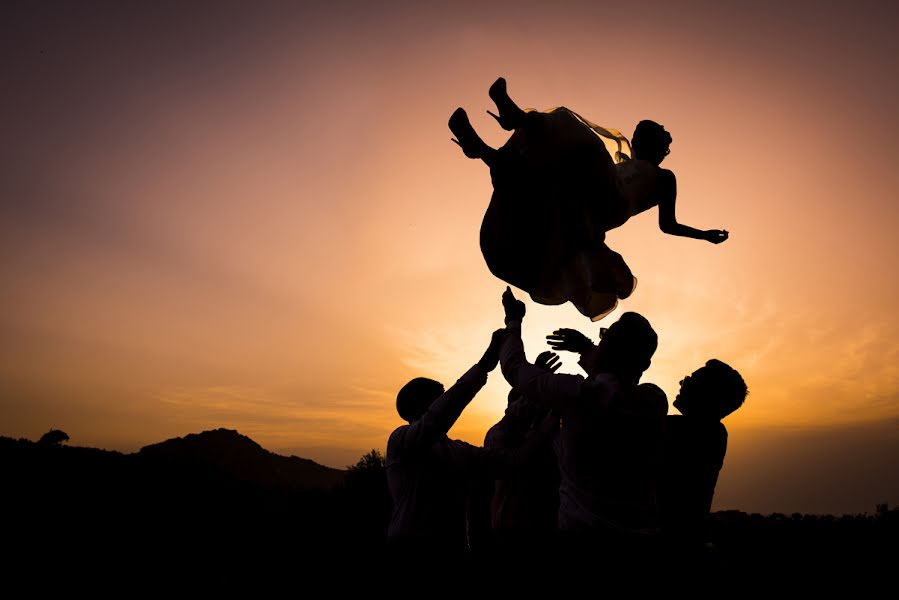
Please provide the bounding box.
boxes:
[705,229,729,244]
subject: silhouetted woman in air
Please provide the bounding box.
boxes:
[449,78,729,320]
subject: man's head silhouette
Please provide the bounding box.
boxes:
[593,312,658,384]
[674,359,747,420]
[396,377,445,423]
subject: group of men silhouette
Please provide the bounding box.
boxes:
[385,287,746,570]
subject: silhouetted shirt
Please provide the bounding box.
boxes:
[660,415,728,544]
[500,321,666,532]
[386,365,535,549]
[485,404,560,532]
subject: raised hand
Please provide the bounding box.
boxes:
[705,229,729,244]
[546,328,593,353]
[477,328,506,372]
[502,286,526,324]
[535,350,562,373]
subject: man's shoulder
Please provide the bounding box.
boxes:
[578,373,621,411]
[583,373,617,393]
[389,423,410,436]
[387,424,411,450]
[447,437,478,451]
[666,414,722,429]
[635,382,669,416]
[666,416,727,450]
[484,420,506,447]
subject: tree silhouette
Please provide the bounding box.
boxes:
[335,449,390,550]
[38,429,69,445]
[348,449,386,472]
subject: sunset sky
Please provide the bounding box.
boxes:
[2,0,897,514]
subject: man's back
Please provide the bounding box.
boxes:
[386,359,543,550]
[556,377,666,531]
[485,414,559,533]
[385,364,489,551]
[386,428,478,550]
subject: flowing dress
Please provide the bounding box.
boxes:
[480,107,648,320]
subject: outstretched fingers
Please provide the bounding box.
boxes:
[535,350,562,373]
[546,328,590,352]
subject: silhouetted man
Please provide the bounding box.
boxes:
[484,352,563,550]
[660,359,747,550]
[498,288,667,544]
[386,329,554,558]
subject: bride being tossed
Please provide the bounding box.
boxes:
[449,77,729,320]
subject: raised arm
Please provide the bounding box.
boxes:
[657,169,729,244]
[393,330,504,452]
[500,288,584,413]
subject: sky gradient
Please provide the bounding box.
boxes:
[2,0,897,514]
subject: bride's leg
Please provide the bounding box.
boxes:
[449,108,497,165]
[488,77,528,131]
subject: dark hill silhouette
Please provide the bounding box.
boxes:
[1,430,894,584]
[138,428,345,492]
[1,429,360,583]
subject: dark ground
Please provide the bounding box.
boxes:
[3,432,895,588]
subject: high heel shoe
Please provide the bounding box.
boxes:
[488,77,526,131]
[448,107,487,159]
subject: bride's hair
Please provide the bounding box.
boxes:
[632,120,672,159]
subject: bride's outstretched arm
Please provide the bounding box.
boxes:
[657,170,729,244]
